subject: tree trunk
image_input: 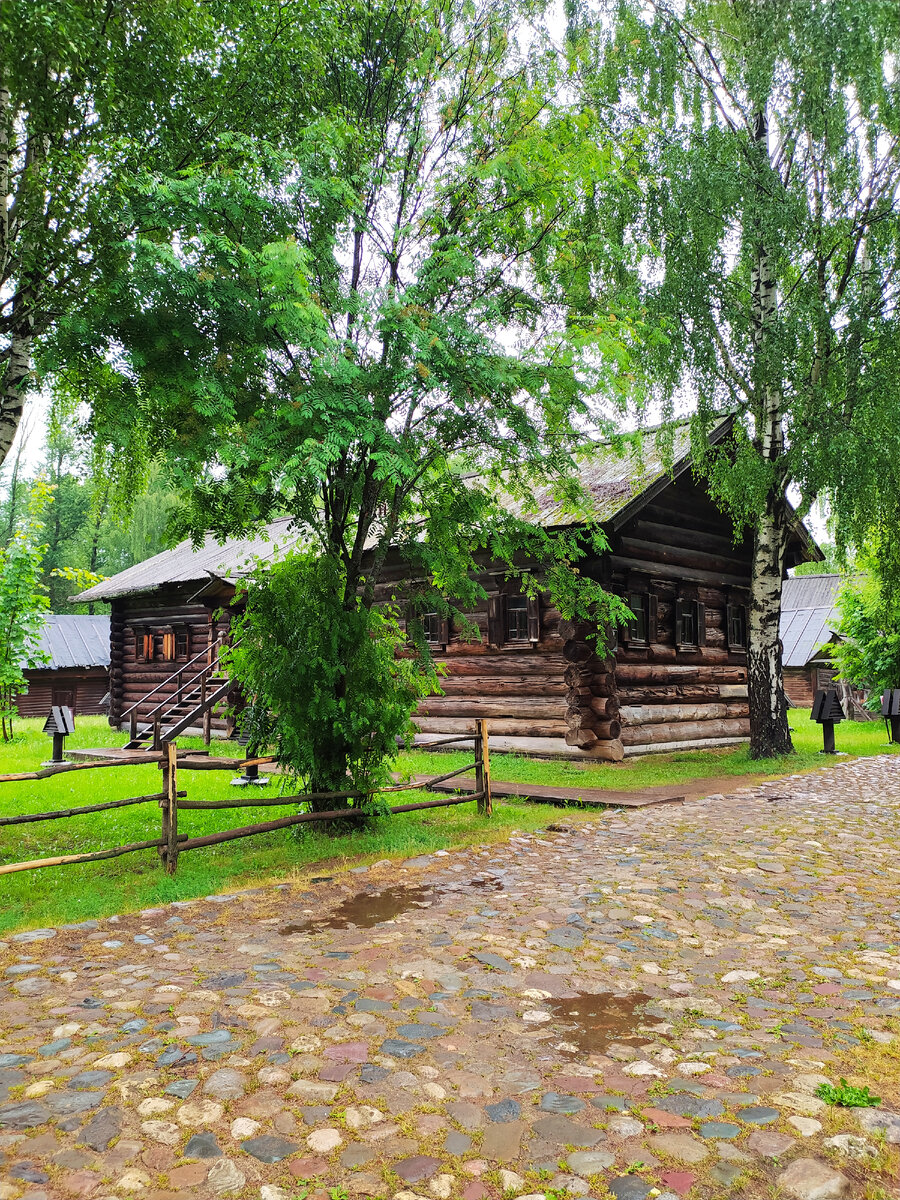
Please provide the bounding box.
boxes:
[746,107,794,759]
[748,499,792,757]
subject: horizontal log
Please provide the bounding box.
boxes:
[0,790,183,826]
[414,716,567,737]
[441,657,565,677]
[617,683,748,704]
[614,664,747,685]
[436,679,567,697]
[410,733,626,761]
[631,517,743,557]
[617,535,748,578]
[0,834,187,876]
[620,717,750,746]
[620,702,748,726]
[418,698,562,719]
[623,735,748,757]
[610,554,748,589]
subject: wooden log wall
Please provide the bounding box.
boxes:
[108,585,233,732]
[16,670,109,718]
[606,474,752,755]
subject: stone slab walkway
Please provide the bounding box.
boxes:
[3,756,900,1200]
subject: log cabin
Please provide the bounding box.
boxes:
[76,421,821,758]
[16,615,110,717]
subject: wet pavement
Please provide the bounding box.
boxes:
[2,755,900,1200]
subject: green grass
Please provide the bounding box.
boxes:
[0,710,894,935]
[403,706,898,790]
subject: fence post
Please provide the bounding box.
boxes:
[475,720,492,817]
[160,740,179,875]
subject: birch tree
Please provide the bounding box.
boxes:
[571,0,900,755]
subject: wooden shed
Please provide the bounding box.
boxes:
[76,421,821,757]
[779,574,845,707]
[17,615,110,717]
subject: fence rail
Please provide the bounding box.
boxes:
[0,720,492,877]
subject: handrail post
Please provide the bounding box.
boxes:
[475,720,492,816]
[129,710,137,744]
[177,671,183,704]
[160,741,179,875]
[152,714,161,751]
[201,673,211,745]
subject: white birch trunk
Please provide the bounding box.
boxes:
[747,108,793,757]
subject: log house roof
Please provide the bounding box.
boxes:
[76,420,821,603]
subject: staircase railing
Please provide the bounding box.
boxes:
[122,636,239,746]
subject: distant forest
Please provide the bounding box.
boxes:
[0,409,177,613]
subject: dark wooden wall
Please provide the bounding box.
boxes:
[108,584,233,732]
[16,669,109,718]
[381,470,756,759]
[604,473,751,756]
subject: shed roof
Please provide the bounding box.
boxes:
[27,615,110,670]
[780,574,844,667]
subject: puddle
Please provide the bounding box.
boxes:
[545,991,655,1054]
[280,884,437,934]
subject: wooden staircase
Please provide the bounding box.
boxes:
[122,641,235,750]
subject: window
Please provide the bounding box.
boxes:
[135,628,154,662]
[423,612,443,645]
[627,592,648,644]
[487,591,540,647]
[175,627,190,659]
[506,594,530,642]
[726,603,748,650]
[675,598,705,649]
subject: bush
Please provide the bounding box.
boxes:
[223,552,437,814]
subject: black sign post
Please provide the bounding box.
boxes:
[881,689,900,745]
[811,688,845,754]
[42,706,76,764]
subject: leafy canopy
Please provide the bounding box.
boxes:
[55,0,636,636]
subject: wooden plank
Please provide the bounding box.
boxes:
[406,774,685,809]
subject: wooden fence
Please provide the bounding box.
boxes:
[0,721,492,878]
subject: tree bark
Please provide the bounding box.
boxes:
[746,107,794,759]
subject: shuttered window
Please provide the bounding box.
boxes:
[626,592,648,644]
[487,592,540,647]
[162,632,176,661]
[675,598,706,649]
[422,611,451,648]
[726,603,748,650]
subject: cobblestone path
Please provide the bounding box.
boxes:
[3,756,900,1200]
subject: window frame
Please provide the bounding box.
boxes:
[675,595,705,651]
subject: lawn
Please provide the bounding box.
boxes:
[0,710,895,935]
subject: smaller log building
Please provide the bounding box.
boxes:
[76,421,821,757]
[779,574,845,708]
[16,615,110,717]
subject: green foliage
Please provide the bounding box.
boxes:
[223,552,438,806]
[832,560,900,705]
[0,480,53,738]
[815,1078,881,1108]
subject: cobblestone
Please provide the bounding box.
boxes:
[2,756,900,1197]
